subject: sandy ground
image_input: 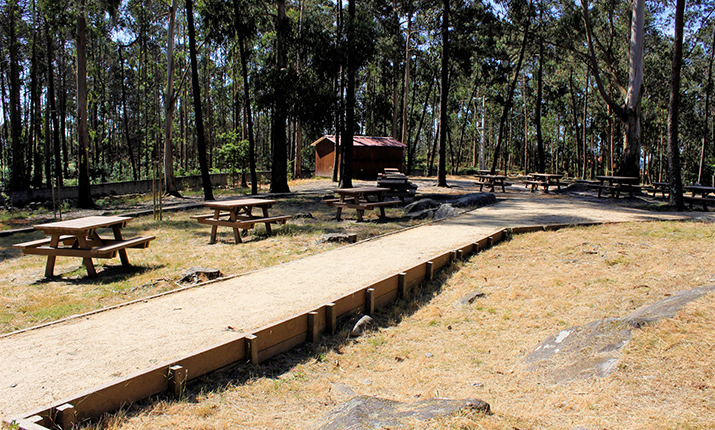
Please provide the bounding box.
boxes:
[1,183,712,421]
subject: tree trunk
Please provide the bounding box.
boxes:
[667,0,685,210]
[568,69,583,177]
[620,0,645,178]
[535,37,545,173]
[46,22,63,187]
[234,0,258,194]
[437,0,449,187]
[339,0,356,188]
[400,9,412,148]
[270,0,291,193]
[164,0,181,197]
[76,13,93,208]
[186,0,214,200]
[7,0,25,191]
[491,22,529,174]
[698,27,714,184]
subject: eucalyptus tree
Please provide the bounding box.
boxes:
[666,0,685,209]
[2,0,26,191]
[73,0,120,207]
[580,0,646,177]
[490,0,532,174]
[186,0,214,200]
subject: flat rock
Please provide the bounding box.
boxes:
[320,233,358,244]
[452,193,497,208]
[178,267,223,284]
[453,291,486,307]
[404,198,441,214]
[314,395,490,430]
[525,285,715,383]
[433,204,460,220]
[350,315,374,337]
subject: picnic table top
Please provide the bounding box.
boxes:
[475,174,507,180]
[529,173,563,179]
[202,198,277,209]
[595,175,640,183]
[34,215,133,233]
[684,185,715,194]
[334,187,389,194]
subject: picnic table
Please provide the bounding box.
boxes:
[376,170,418,202]
[683,185,715,210]
[523,173,564,193]
[474,174,510,192]
[324,187,401,221]
[13,215,155,278]
[590,176,642,198]
[643,181,670,198]
[192,198,291,244]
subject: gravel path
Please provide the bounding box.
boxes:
[1,190,708,420]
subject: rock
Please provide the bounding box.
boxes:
[320,233,358,244]
[525,285,715,384]
[179,267,223,284]
[314,395,491,430]
[452,193,497,208]
[454,291,486,307]
[404,209,435,220]
[350,315,374,337]
[433,204,459,220]
[404,198,441,214]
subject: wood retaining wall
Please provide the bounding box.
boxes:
[7,223,595,430]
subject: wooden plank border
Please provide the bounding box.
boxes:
[8,223,600,429]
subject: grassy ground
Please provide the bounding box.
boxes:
[83,220,715,430]
[0,188,422,334]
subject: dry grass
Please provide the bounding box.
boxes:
[84,220,715,430]
[0,192,420,334]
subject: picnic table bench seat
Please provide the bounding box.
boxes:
[683,195,715,211]
[15,236,155,258]
[13,235,76,249]
[91,236,156,257]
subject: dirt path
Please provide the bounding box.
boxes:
[1,191,708,420]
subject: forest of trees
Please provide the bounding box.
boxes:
[0,0,713,207]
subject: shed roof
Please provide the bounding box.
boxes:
[310,135,406,148]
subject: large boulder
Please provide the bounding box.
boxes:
[315,395,490,430]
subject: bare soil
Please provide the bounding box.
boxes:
[1,178,711,425]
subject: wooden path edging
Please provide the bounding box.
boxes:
[7,222,601,430]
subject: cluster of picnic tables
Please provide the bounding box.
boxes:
[14,170,715,279]
[13,174,410,278]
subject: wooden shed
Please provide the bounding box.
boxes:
[311,135,406,179]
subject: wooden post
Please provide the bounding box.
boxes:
[487,236,494,248]
[473,242,481,255]
[449,250,457,262]
[56,403,77,429]
[457,249,464,260]
[326,303,336,335]
[365,288,375,316]
[425,261,434,281]
[397,272,408,299]
[308,311,320,342]
[168,365,187,398]
[246,334,259,365]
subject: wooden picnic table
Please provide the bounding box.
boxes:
[474,174,509,192]
[192,198,291,244]
[591,176,642,198]
[325,187,400,221]
[647,181,670,198]
[13,215,155,278]
[683,185,715,210]
[524,173,564,193]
